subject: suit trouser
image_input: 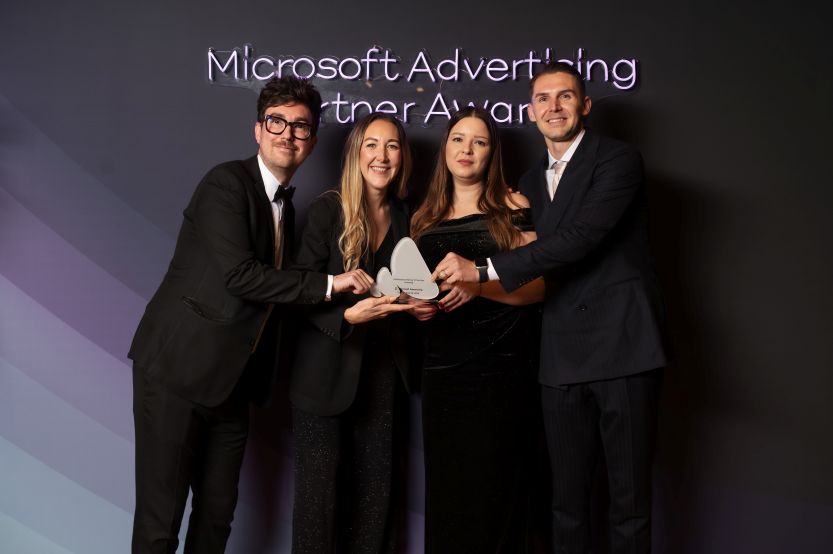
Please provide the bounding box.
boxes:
[131,365,249,554]
[541,369,661,554]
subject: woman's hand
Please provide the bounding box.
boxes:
[437,281,479,312]
[343,295,414,324]
[401,295,439,321]
[432,252,478,284]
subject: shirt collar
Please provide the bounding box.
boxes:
[257,154,284,201]
[547,128,586,169]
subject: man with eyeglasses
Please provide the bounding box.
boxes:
[128,75,373,553]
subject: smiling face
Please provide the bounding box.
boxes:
[254,102,317,183]
[359,119,402,195]
[444,116,491,185]
[527,71,592,154]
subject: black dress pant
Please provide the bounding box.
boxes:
[291,344,397,554]
[131,366,249,554]
[541,369,661,554]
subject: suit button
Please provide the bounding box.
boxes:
[577,304,588,311]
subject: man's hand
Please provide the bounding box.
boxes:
[438,281,479,312]
[333,269,374,294]
[432,253,479,284]
[344,296,414,324]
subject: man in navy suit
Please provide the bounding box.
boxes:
[434,62,666,553]
[128,76,373,553]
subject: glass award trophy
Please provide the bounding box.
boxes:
[370,237,439,301]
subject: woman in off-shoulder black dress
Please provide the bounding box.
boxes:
[411,107,546,553]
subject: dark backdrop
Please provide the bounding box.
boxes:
[1,1,831,552]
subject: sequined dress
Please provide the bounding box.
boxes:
[418,211,541,553]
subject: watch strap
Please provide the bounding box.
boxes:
[474,258,489,283]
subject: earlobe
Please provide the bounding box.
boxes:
[582,97,592,117]
[254,122,262,144]
[526,103,536,122]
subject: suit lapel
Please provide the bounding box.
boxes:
[244,155,270,206]
[243,156,278,263]
[540,131,599,235]
[358,199,407,273]
[389,199,409,243]
[522,157,550,231]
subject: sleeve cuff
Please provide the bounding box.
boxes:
[486,258,499,281]
[325,274,334,301]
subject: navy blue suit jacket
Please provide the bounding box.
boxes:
[491,131,666,386]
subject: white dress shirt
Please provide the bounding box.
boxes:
[257,155,333,298]
[545,129,585,201]
[486,129,586,281]
[257,155,290,269]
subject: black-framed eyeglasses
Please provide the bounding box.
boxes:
[262,114,313,140]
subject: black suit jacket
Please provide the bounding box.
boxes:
[491,130,666,386]
[128,156,328,407]
[288,191,411,416]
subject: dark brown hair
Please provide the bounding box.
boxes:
[256,75,322,135]
[411,107,521,251]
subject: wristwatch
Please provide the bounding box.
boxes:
[474,258,489,283]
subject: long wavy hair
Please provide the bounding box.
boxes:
[411,107,521,251]
[338,113,411,270]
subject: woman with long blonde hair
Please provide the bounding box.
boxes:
[289,113,419,553]
[412,107,545,553]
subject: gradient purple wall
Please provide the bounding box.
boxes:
[2,1,832,552]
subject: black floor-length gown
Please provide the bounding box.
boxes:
[418,211,542,553]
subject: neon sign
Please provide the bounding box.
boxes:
[207,45,639,125]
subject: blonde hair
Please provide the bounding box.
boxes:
[338,114,411,270]
[411,107,521,251]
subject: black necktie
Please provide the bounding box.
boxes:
[272,187,295,265]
